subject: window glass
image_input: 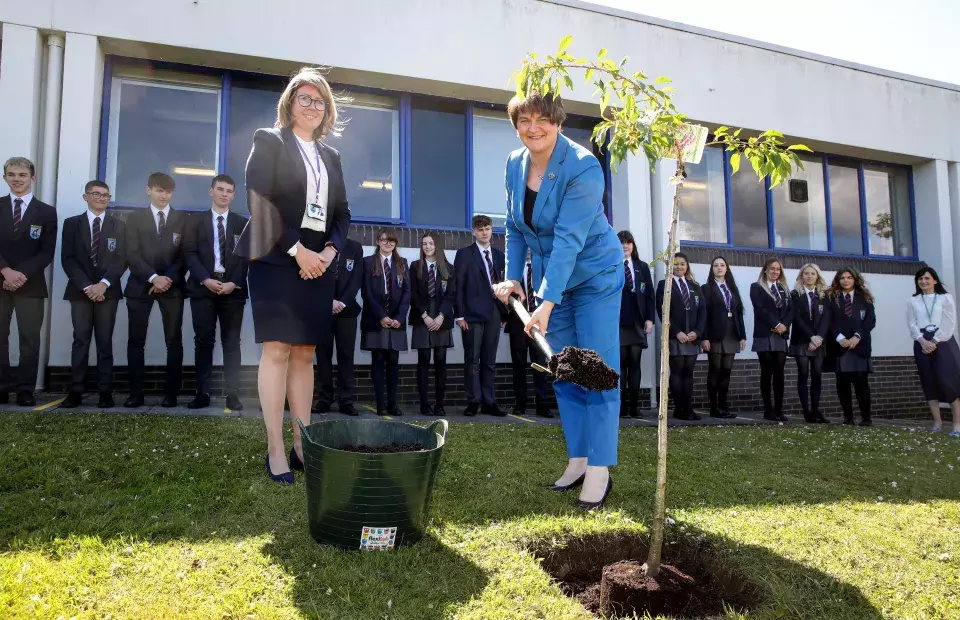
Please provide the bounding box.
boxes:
[471,109,519,228]
[226,77,284,213]
[678,147,727,243]
[772,154,827,251]
[729,166,768,247]
[827,160,863,255]
[863,164,913,257]
[410,97,466,227]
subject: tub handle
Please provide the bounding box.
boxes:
[428,419,448,442]
[296,418,312,444]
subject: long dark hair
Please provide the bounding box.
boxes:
[706,255,743,310]
[372,228,406,280]
[417,232,451,280]
[913,266,948,296]
[827,266,874,304]
[617,230,640,260]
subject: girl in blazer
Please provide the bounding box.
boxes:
[617,230,656,419]
[907,267,960,436]
[825,267,876,426]
[361,229,411,417]
[656,252,706,421]
[409,232,455,416]
[700,256,746,419]
[750,258,794,421]
[789,263,830,423]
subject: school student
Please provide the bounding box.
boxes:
[907,267,960,436]
[656,252,705,421]
[505,248,553,417]
[0,157,57,406]
[409,232,455,416]
[60,181,126,408]
[123,172,188,408]
[789,263,830,423]
[361,229,410,417]
[750,257,793,422]
[313,237,364,417]
[825,266,876,426]
[617,230,655,419]
[454,214,507,417]
[700,256,745,419]
[184,174,249,411]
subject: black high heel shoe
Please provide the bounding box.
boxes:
[545,472,585,493]
[265,454,294,484]
[578,476,613,511]
[289,446,304,471]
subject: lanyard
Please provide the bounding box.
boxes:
[921,294,939,326]
[295,138,323,203]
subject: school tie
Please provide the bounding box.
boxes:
[624,260,634,292]
[808,291,815,320]
[90,217,101,267]
[721,282,731,310]
[157,210,166,241]
[12,198,22,234]
[844,293,853,318]
[484,249,498,285]
[217,215,226,267]
[772,284,783,308]
[427,263,436,298]
[525,262,535,312]
[383,258,393,305]
[679,278,691,310]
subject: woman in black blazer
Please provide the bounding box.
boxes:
[789,263,830,423]
[239,68,351,484]
[409,232,455,416]
[825,267,876,426]
[750,258,793,421]
[617,230,655,419]
[361,229,411,417]
[700,256,746,419]
[656,252,706,421]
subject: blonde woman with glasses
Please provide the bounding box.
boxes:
[789,263,830,423]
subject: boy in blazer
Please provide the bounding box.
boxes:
[0,157,57,406]
[504,249,552,417]
[184,175,249,410]
[454,215,507,417]
[313,237,364,416]
[60,181,127,408]
[123,172,189,408]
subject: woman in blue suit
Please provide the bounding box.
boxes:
[494,92,623,510]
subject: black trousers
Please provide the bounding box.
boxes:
[461,315,501,405]
[69,298,120,393]
[371,349,400,409]
[757,351,787,414]
[0,292,44,393]
[316,315,358,406]
[126,295,184,397]
[620,344,644,392]
[509,327,548,408]
[707,353,735,409]
[836,371,871,421]
[795,354,824,415]
[417,347,448,409]
[669,354,697,413]
[190,296,244,396]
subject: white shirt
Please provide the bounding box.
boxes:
[211,208,229,273]
[9,192,33,218]
[908,293,956,343]
[672,275,689,292]
[147,204,171,283]
[295,135,329,232]
[84,209,110,289]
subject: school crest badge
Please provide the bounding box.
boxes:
[346,259,355,272]
[30,224,42,240]
[441,279,448,293]
[172,232,182,246]
[107,238,117,252]
[639,282,645,293]
[233,234,241,249]
[860,309,866,320]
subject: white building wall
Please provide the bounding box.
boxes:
[914,160,955,293]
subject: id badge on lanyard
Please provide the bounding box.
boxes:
[297,139,327,232]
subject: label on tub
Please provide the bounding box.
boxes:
[360,526,397,551]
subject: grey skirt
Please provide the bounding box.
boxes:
[361,328,409,352]
[669,338,702,356]
[752,334,789,353]
[789,340,826,358]
[709,320,741,355]
[412,325,454,349]
[620,323,648,347]
[835,351,873,373]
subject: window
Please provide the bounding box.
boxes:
[410,97,466,228]
[678,147,727,243]
[226,76,285,213]
[729,165,768,247]
[471,109,519,228]
[827,160,863,255]
[864,163,913,257]
[772,154,827,251]
[105,66,221,207]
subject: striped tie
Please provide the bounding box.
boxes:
[12,198,22,234]
[484,249,498,285]
[91,217,101,267]
[721,282,731,310]
[157,210,166,241]
[679,278,691,310]
[772,285,783,308]
[844,293,853,318]
[427,263,436,298]
[384,258,393,305]
[624,260,634,292]
[217,215,226,268]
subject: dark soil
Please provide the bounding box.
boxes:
[547,346,620,391]
[339,443,429,453]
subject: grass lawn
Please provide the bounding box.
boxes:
[1,413,959,619]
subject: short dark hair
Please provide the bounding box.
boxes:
[507,91,566,129]
[147,172,176,191]
[211,174,236,189]
[472,214,493,229]
[84,180,110,194]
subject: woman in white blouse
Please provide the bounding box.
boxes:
[907,267,960,436]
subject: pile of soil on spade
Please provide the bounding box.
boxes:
[339,443,429,454]
[548,346,619,391]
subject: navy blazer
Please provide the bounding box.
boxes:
[333,239,364,319]
[504,133,621,304]
[237,126,350,263]
[790,289,830,348]
[361,255,411,332]
[750,281,794,340]
[61,213,127,301]
[409,259,455,330]
[454,244,506,323]
[123,207,188,300]
[184,210,249,300]
[700,279,747,342]
[825,292,876,360]
[621,258,656,326]
[0,195,57,298]
[656,278,706,341]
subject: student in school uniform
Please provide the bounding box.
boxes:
[409,232,456,416]
[184,174,249,411]
[617,230,655,419]
[454,214,507,417]
[0,157,57,406]
[789,263,830,424]
[313,237,364,417]
[504,248,553,418]
[123,172,189,408]
[656,252,705,421]
[60,180,126,408]
[908,266,960,436]
[750,257,793,422]
[361,229,410,417]
[700,256,745,419]
[825,266,876,426]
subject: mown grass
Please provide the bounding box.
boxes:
[1,413,958,619]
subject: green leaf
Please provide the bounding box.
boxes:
[559,35,573,52]
[733,128,743,138]
[584,68,594,83]
[655,76,671,84]
[563,75,574,90]
[786,144,814,152]
[730,152,741,174]
[598,48,608,59]
[600,91,611,112]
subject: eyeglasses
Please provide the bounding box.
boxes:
[296,94,327,111]
[378,238,397,244]
[86,192,111,200]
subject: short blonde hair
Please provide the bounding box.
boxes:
[275,67,344,140]
[3,157,35,177]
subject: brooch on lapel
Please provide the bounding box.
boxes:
[547,172,556,180]
[107,238,117,252]
[30,224,42,240]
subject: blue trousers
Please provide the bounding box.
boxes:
[545,266,623,466]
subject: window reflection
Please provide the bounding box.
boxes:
[410,98,466,227]
[828,161,863,255]
[864,164,912,257]
[678,147,727,243]
[772,154,827,251]
[729,166,768,247]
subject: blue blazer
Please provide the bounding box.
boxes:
[504,133,621,304]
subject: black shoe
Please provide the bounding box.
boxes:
[433,405,447,416]
[776,415,788,422]
[311,400,331,414]
[842,417,855,426]
[763,412,779,421]
[0,392,7,404]
[578,476,614,511]
[859,418,873,427]
[512,406,526,416]
[536,404,554,418]
[225,394,243,411]
[545,472,585,492]
[815,415,830,424]
[16,391,36,407]
[718,406,736,419]
[123,394,144,408]
[463,402,479,417]
[483,403,507,417]
[710,408,735,419]
[98,392,115,408]
[676,409,701,421]
[674,409,691,421]
[420,404,434,416]
[620,399,628,418]
[376,406,389,417]
[289,446,304,471]
[61,392,84,408]
[160,394,178,408]
[709,407,722,418]
[265,454,294,484]
[388,405,404,417]
[187,393,210,409]
[339,403,359,417]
